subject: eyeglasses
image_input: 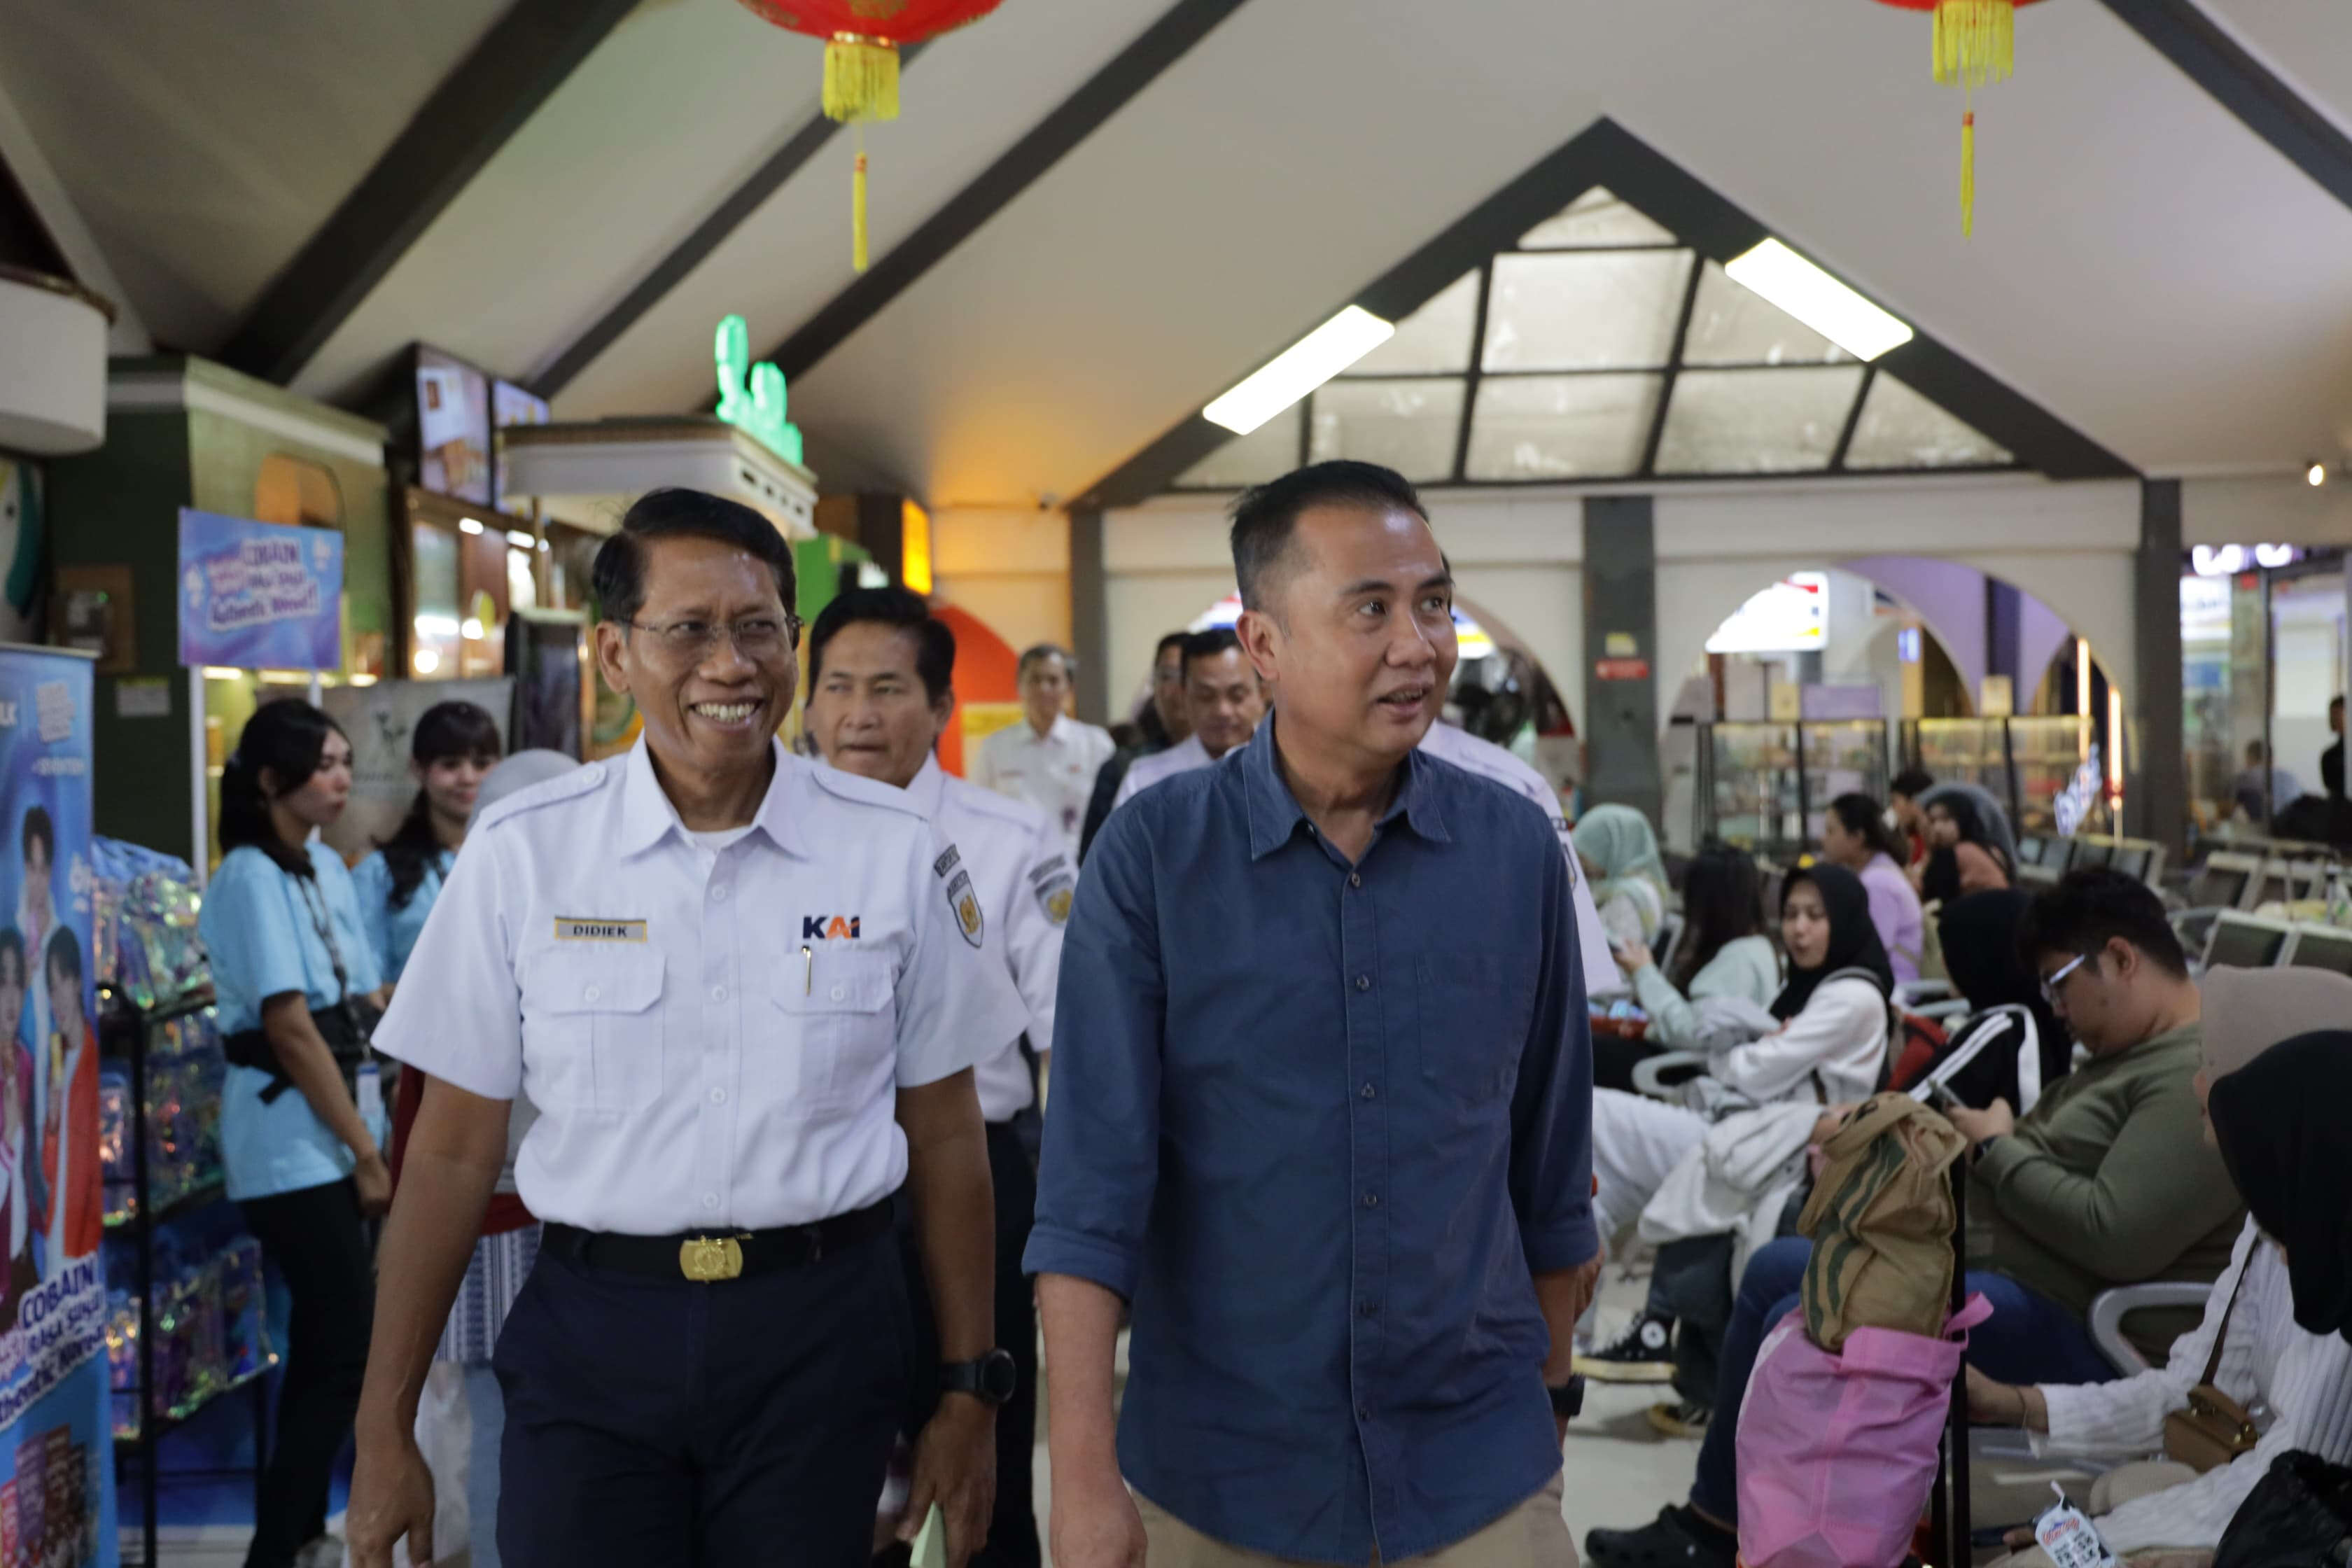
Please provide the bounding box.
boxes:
[622,615,802,662]
[2039,952,2090,1007]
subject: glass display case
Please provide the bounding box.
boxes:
[1699,722,1803,858]
[1909,718,2013,814]
[1802,720,1892,844]
[2010,716,2099,836]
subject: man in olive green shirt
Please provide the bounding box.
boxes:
[1588,868,2241,1568]
[1950,868,2242,1354]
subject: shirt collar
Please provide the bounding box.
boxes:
[1240,713,1450,860]
[905,754,949,819]
[617,736,806,858]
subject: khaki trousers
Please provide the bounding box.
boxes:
[1135,1474,1575,1568]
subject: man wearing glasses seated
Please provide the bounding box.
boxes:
[1588,869,2245,1568]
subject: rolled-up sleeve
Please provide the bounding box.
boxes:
[1023,806,1164,1300]
[1510,834,1598,1275]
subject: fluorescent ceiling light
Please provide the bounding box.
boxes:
[1725,239,1914,361]
[1204,306,1394,435]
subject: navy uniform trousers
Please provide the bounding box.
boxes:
[494,1224,911,1568]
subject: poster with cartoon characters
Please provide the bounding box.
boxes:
[0,645,117,1567]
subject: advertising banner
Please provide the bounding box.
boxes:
[176,512,343,672]
[0,646,115,1567]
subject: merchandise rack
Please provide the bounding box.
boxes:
[99,985,272,1568]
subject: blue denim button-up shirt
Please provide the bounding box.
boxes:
[1025,715,1596,1566]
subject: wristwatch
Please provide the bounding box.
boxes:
[940,1350,1018,1407]
[1546,1374,1586,1422]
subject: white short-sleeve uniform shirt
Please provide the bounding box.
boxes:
[1416,720,1617,1000]
[870,755,1069,1124]
[1111,734,1214,811]
[371,738,1029,1236]
[969,714,1114,860]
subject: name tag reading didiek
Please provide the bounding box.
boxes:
[554,916,648,943]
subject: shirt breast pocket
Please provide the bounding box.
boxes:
[521,947,667,1119]
[1417,953,1536,1107]
[763,950,897,1121]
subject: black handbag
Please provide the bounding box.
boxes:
[220,870,381,1106]
[2215,1452,2352,1568]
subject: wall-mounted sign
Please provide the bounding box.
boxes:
[491,379,550,517]
[1706,572,1828,654]
[176,510,344,671]
[414,346,491,505]
[1594,657,1650,682]
[713,315,804,466]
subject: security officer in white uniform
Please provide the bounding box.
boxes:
[348,490,1029,1568]
[802,587,1065,1568]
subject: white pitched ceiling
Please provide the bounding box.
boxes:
[2203,0,2352,141]
[0,0,510,351]
[743,0,2352,505]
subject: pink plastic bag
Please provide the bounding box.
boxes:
[1735,1294,1993,1568]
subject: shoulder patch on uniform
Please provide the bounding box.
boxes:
[474,762,608,830]
[1034,865,1075,926]
[944,863,985,948]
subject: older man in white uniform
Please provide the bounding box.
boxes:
[970,646,1114,860]
[804,586,1067,1568]
[348,490,1029,1568]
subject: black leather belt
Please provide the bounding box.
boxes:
[542,1200,892,1282]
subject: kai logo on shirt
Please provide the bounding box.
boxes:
[802,915,862,940]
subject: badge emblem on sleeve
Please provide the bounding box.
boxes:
[946,869,984,948]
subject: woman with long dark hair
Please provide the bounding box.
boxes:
[1912,789,2013,905]
[197,699,387,1568]
[352,702,500,983]
[1611,844,1779,1058]
[1819,792,1925,984]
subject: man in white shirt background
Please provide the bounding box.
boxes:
[1110,627,1266,811]
[970,646,1114,860]
[805,587,1069,1568]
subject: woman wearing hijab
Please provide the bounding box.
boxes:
[1913,789,2013,904]
[1574,804,1671,948]
[1966,968,2352,1566]
[1896,888,2069,1111]
[1578,865,1895,1392]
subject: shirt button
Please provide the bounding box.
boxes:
[1362,1191,1379,1208]
[710,883,729,902]
[1357,1404,1371,1422]
[701,1194,719,1210]
[708,1087,727,1105]
[1354,974,1371,992]
[1349,872,1362,888]
[583,984,601,1003]
[1361,1082,1376,1100]
[830,983,847,1002]
[1358,1298,1377,1317]
[711,984,728,1002]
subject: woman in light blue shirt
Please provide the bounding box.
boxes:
[197,699,386,1568]
[351,701,500,983]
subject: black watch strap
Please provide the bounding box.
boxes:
[1547,1374,1586,1420]
[940,1349,1018,1407]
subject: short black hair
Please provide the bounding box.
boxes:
[2017,867,2188,979]
[1180,626,1243,679]
[1229,461,1429,612]
[808,587,957,704]
[44,924,80,988]
[20,807,51,867]
[590,487,796,626]
[0,928,22,993]
[1154,631,1189,666]
[2334,694,2346,715]
[1017,644,1074,680]
[1890,769,1935,801]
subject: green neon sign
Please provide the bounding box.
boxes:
[714,314,804,466]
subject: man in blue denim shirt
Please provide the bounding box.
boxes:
[1027,462,1600,1568]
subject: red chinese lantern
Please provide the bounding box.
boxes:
[1875,0,2047,236]
[736,0,1005,271]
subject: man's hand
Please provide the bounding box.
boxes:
[354,1151,393,1217]
[1946,1097,2015,1147]
[1560,1254,1603,1328]
[1050,1460,1147,1568]
[348,1426,435,1568]
[904,1394,996,1568]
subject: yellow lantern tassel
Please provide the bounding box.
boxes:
[822,36,900,123]
[1930,0,2014,88]
[1960,111,1976,238]
[853,143,870,272]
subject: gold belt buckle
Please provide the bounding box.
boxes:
[679,1236,745,1283]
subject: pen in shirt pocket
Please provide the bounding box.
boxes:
[802,944,812,995]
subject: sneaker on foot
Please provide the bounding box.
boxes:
[1573,1311,1675,1383]
[1587,1506,1736,1568]
[1646,1398,1712,1439]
